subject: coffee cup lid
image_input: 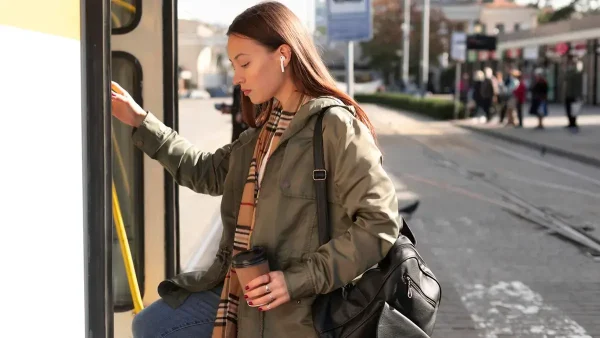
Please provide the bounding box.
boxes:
[232,246,267,268]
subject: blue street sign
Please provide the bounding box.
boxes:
[326,0,372,42]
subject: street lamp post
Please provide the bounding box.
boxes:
[346,41,354,98]
[402,0,411,90]
[421,0,430,96]
[395,49,403,89]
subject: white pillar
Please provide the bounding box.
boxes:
[421,0,430,96]
[402,0,411,87]
[346,41,355,98]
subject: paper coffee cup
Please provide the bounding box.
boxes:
[232,246,270,291]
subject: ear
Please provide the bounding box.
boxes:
[277,44,292,67]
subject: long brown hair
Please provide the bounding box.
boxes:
[227,1,377,139]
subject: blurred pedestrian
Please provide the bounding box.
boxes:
[220,84,249,142]
[512,70,526,128]
[564,56,582,132]
[479,67,496,123]
[471,70,484,119]
[529,68,548,129]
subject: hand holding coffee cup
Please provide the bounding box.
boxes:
[231,247,291,311]
[244,271,290,312]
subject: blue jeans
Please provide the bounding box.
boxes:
[132,285,223,338]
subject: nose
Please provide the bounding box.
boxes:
[233,71,244,86]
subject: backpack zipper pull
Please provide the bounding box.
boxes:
[405,275,413,298]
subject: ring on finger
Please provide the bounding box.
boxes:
[269,294,274,302]
[265,284,270,293]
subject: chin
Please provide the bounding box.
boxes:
[249,95,270,105]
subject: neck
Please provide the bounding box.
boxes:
[275,80,305,112]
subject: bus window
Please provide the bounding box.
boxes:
[111,0,141,34]
[111,52,144,311]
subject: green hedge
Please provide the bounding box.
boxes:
[355,93,465,120]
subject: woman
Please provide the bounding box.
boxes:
[471,70,484,118]
[512,70,526,128]
[480,67,496,123]
[499,69,518,126]
[458,72,469,107]
[529,68,549,129]
[220,84,249,142]
[111,2,400,338]
[563,56,582,132]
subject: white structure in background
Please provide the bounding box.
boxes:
[179,19,230,92]
[416,0,538,91]
[435,0,538,61]
[313,0,383,94]
[314,0,537,94]
[431,0,538,34]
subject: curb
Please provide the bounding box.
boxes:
[456,124,600,169]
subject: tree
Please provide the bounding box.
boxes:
[534,0,600,24]
[360,0,452,85]
[538,0,577,23]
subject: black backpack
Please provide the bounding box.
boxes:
[311,106,442,338]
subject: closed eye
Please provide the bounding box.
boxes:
[241,62,250,68]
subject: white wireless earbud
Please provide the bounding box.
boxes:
[280,55,285,73]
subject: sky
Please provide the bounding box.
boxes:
[178,0,317,29]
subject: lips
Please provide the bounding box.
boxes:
[242,89,252,96]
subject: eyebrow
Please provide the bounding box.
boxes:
[231,53,249,61]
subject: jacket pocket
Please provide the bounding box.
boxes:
[278,139,317,200]
[264,295,318,338]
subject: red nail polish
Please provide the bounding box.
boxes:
[258,307,263,311]
[245,286,249,290]
[249,301,253,305]
[244,295,248,299]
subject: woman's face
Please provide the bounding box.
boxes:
[227,34,285,104]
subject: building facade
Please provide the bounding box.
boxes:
[497,14,600,105]
[178,19,229,92]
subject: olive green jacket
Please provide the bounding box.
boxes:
[132,96,401,338]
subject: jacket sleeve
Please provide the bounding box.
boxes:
[131,112,236,196]
[283,108,401,300]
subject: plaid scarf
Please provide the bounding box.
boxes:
[212,107,295,338]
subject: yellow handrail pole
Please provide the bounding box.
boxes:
[111,12,122,28]
[111,0,136,13]
[111,82,141,312]
[111,126,131,196]
[112,182,144,314]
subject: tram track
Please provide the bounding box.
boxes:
[406,134,600,258]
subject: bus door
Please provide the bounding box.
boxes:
[110,0,178,335]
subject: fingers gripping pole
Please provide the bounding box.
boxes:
[112,182,144,314]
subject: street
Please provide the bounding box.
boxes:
[178,99,600,338]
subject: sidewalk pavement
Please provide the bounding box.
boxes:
[455,103,600,168]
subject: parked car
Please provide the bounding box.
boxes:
[179,89,210,100]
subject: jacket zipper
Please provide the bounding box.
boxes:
[398,246,439,283]
[252,137,287,244]
[254,139,283,338]
[403,274,436,307]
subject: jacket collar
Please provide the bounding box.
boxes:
[277,96,356,144]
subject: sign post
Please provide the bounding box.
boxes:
[402,0,411,88]
[326,0,372,98]
[451,32,466,120]
[454,62,462,119]
[420,0,430,97]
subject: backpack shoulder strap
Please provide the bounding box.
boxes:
[313,105,417,246]
[313,105,350,245]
